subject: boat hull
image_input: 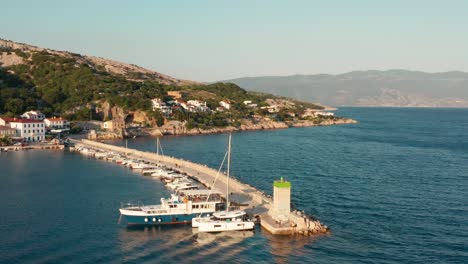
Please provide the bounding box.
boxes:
[122,213,198,225]
[197,221,255,232]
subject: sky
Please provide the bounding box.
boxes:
[1,0,468,82]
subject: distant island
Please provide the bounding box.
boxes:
[0,39,356,140]
[223,70,468,108]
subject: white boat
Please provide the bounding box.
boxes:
[142,168,164,175]
[195,210,254,232]
[161,173,184,182]
[175,185,199,192]
[166,177,192,189]
[95,152,108,159]
[151,170,173,178]
[193,133,255,232]
[119,189,224,225]
[131,163,153,169]
[171,182,198,191]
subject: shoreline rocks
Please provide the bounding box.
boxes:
[289,118,358,127]
[139,118,357,137]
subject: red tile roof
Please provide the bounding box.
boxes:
[8,118,44,123]
[0,117,17,123]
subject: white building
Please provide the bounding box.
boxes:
[44,117,69,129]
[21,110,45,120]
[301,109,335,118]
[260,106,280,113]
[151,98,164,109]
[243,100,258,108]
[9,119,45,142]
[176,99,188,110]
[187,100,206,107]
[219,100,231,110]
[316,111,334,117]
[187,100,210,112]
[152,98,172,115]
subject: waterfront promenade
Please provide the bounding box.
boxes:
[74,139,328,235]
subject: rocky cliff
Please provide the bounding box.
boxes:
[96,101,151,124]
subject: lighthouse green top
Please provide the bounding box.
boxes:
[273,177,291,188]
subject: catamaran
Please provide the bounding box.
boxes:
[193,133,255,232]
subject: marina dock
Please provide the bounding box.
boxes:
[73,139,329,235]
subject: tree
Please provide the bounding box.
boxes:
[4,98,24,114]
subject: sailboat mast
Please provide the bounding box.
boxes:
[156,137,160,155]
[226,133,232,212]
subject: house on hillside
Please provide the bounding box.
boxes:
[243,100,258,108]
[219,100,231,110]
[316,111,334,117]
[301,109,335,118]
[187,100,210,112]
[167,91,185,99]
[44,117,69,129]
[21,110,45,120]
[175,99,188,110]
[152,98,172,115]
[260,105,280,113]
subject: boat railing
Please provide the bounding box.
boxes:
[120,201,143,209]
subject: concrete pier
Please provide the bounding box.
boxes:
[75,139,328,236]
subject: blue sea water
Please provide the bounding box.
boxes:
[0,107,467,263]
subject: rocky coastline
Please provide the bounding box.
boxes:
[136,118,357,137]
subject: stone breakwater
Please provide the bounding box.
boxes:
[76,139,329,236]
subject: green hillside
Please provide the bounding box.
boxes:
[0,43,324,129]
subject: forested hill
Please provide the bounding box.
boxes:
[0,39,323,122]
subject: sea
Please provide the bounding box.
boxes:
[0,107,467,263]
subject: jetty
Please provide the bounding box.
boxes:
[0,144,64,152]
[74,139,329,236]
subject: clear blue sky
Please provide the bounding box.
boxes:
[1,0,467,82]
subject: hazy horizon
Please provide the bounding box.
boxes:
[2,0,468,82]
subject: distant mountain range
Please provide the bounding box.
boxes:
[223,70,468,107]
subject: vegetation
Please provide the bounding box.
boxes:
[0,136,12,146]
[0,48,326,129]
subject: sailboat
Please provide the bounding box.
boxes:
[193,133,255,232]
